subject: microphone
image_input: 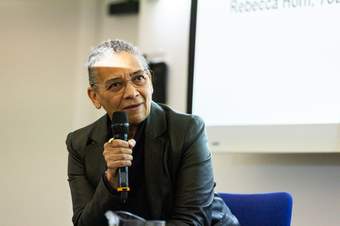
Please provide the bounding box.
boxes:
[111,111,130,204]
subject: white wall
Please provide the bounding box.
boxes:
[138,0,190,112]
[0,1,138,226]
[138,1,340,226]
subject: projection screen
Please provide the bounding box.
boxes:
[188,0,340,152]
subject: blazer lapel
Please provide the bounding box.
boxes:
[84,115,109,187]
[144,102,169,218]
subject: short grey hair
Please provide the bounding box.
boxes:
[87,39,149,86]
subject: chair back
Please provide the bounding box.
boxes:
[218,192,293,226]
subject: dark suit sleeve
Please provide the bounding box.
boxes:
[66,133,121,226]
[167,116,215,226]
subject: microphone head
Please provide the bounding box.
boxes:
[111,112,129,140]
[112,111,128,124]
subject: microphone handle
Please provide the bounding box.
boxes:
[113,132,129,203]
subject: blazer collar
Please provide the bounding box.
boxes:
[89,114,109,146]
[89,101,167,145]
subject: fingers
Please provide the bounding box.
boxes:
[103,145,132,156]
[105,153,133,161]
[128,139,136,148]
[107,159,132,169]
[105,153,133,168]
[105,138,136,148]
[103,138,136,171]
[103,148,133,168]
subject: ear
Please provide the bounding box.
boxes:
[87,87,101,109]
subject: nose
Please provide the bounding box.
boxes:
[123,81,139,99]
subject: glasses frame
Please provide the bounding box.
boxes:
[91,69,151,94]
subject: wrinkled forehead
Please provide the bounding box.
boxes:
[90,67,140,77]
[92,51,143,69]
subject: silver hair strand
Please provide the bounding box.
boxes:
[87,39,149,86]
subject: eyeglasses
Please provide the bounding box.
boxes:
[92,69,150,93]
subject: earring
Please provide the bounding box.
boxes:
[96,104,101,109]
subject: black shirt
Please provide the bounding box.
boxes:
[103,115,150,219]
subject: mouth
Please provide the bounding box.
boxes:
[122,103,143,111]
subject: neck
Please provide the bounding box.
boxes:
[128,125,138,138]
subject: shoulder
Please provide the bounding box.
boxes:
[152,102,206,148]
[66,115,107,151]
[154,102,205,130]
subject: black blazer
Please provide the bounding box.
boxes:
[67,102,238,226]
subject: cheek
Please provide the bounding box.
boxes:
[139,84,153,99]
[109,97,122,109]
[99,94,121,112]
[145,84,153,98]
[150,83,154,94]
[144,90,153,104]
